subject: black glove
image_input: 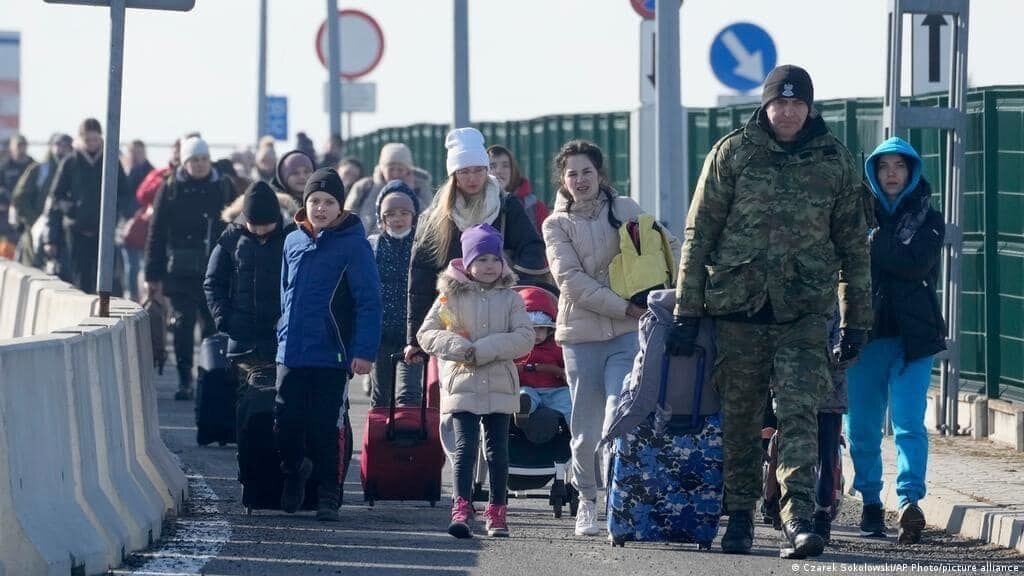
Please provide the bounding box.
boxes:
[837,328,867,365]
[666,315,700,357]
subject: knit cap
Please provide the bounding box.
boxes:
[303,167,346,205]
[460,223,503,267]
[242,181,280,225]
[378,143,414,169]
[761,65,814,108]
[445,127,488,175]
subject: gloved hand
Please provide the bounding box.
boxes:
[666,315,700,357]
[837,328,867,365]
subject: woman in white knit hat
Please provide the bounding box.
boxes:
[404,127,549,362]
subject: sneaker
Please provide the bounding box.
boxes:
[897,502,925,545]
[574,499,599,536]
[484,504,509,537]
[811,509,832,545]
[720,509,754,554]
[448,496,474,539]
[316,482,340,522]
[782,518,825,559]
[280,457,313,514]
[174,386,194,401]
[859,503,888,538]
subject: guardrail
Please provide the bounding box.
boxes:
[0,259,187,576]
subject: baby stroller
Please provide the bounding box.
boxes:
[506,405,579,518]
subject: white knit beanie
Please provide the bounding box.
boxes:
[445,127,488,175]
[180,136,210,163]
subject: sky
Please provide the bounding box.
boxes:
[1,0,1021,160]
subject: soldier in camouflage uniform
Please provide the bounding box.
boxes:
[666,65,873,559]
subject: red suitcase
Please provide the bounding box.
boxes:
[360,353,444,506]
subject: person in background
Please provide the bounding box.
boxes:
[295,132,316,162]
[417,223,534,538]
[12,133,72,268]
[320,134,344,169]
[346,143,433,236]
[337,156,363,192]
[366,179,422,407]
[270,150,315,206]
[145,136,233,400]
[45,118,130,294]
[0,133,34,200]
[487,145,548,234]
[232,148,255,181]
[118,139,153,300]
[253,136,277,183]
[275,168,381,522]
[846,137,945,546]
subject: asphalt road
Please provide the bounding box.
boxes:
[112,372,1023,576]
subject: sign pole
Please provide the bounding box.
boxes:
[655,0,685,231]
[256,0,267,143]
[453,0,469,129]
[96,0,126,316]
[327,0,343,144]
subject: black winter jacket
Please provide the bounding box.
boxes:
[870,180,947,361]
[145,168,232,282]
[204,213,294,359]
[406,191,549,346]
[47,150,130,235]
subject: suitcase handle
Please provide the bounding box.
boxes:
[388,352,430,442]
[657,345,707,432]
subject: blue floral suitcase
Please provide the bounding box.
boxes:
[607,349,724,549]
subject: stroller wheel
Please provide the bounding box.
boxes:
[567,485,580,517]
[552,496,564,518]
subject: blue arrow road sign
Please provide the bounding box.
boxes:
[710,22,776,92]
[266,96,288,141]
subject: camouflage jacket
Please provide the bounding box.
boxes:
[674,110,873,329]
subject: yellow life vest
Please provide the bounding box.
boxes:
[609,214,676,303]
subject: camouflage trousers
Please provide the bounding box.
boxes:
[715,314,832,522]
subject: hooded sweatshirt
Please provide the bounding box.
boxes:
[863,137,946,359]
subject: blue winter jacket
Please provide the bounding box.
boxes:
[276,211,383,370]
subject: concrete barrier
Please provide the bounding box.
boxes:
[0,260,188,575]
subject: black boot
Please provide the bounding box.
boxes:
[316,481,340,522]
[812,509,832,545]
[897,503,925,545]
[280,457,313,513]
[781,518,825,559]
[859,503,888,538]
[720,509,754,554]
[175,366,194,401]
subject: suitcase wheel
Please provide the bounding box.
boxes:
[610,537,625,548]
[429,501,437,508]
[366,498,375,507]
[697,541,712,551]
[552,496,563,519]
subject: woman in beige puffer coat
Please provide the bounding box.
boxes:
[543,139,680,537]
[417,223,534,539]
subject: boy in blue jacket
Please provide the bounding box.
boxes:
[276,168,382,522]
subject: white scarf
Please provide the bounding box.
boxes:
[450,175,502,232]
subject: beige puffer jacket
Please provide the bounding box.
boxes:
[417,260,534,415]
[543,193,681,345]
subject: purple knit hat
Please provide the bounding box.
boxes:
[461,223,504,267]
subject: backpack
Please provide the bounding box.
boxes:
[603,289,717,441]
[608,214,676,307]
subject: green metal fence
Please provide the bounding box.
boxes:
[346,86,1024,398]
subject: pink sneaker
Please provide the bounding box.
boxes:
[484,503,509,537]
[448,497,474,539]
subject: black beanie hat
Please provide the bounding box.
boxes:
[242,181,281,225]
[303,167,346,205]
[761,65,814,108]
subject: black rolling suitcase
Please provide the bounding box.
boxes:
[195,334,236,446]
[236,365,354,513]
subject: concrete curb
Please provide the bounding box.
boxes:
[841,452,1024,554]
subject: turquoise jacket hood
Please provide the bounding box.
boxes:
[865,136,923,214]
